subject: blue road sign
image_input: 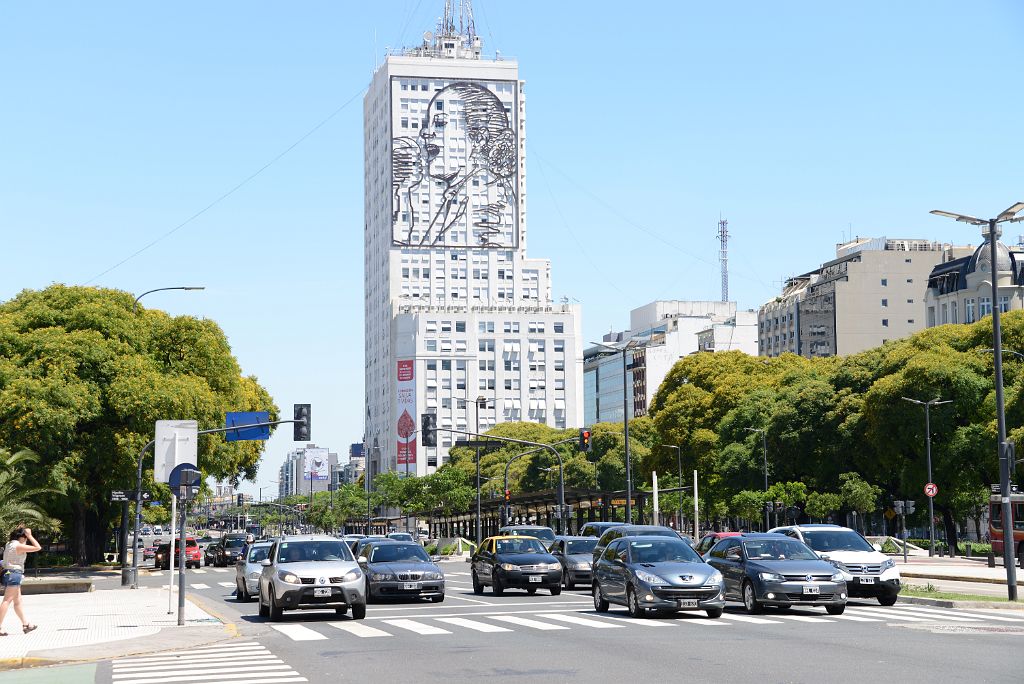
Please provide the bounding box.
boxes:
[225,411,270,441]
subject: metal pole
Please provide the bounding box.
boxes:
[990,218,1018,599]
[762,431,769,531]
[167,493,176,614]
[475,399,481,546]
[693,470,699,540]
[925,402,935,557]
[622,349,633,524]
[129,439,155,588]
[177,492,186,626]
[677,448,683,533]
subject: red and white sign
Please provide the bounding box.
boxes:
[924,483,938,498]
[396,360,416,466]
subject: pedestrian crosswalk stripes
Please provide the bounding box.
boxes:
[827,613,881,622]
[108,642,306,684]
[435,617,513,632]
[219,582,237,587]
[329,621,393,637]
[270,624,328,641]
[382,618,453,635]
[893,605,1024,622]
[717,613,780,625]
[190,583,210,589]
[537,612,623,628]
[771,614,833,623]
[487,615,570,630]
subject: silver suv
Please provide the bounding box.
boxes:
[258,535,367,620]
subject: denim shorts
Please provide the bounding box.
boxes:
[2,570,23,587]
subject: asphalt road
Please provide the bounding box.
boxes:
[83,561,1024,684]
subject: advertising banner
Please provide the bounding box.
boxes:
[396,360,417,466]
[304,447,329,481]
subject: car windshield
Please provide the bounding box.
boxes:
[742,539,819,561]
[186,539,198,548]
[496,538,547,554]
[629,540,702,563]
[566,539,598,554]
[388,533,414,541]
[369,544,431,563]
[801,530,874,553]
[277,541,353,563]
[505,528,555,542]
[224,538,246,549]
[248,546,270,563]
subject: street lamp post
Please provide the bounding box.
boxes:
[366,445,381,535]
[591,341,638,523]
[901,397,952,557]
[744,427,769,530]
[659,445,683,531]
[124,285,204,587]
[931,202,1024,600]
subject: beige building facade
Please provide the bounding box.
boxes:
[925,238,1024,328]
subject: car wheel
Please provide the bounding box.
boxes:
[258,589,269,618]
[269,590,283,621]
[430,594,444,603]
[742,581,764,615]
[826,604,846,615]
[626,585,647,619]
[472,571,484,595]
[364,578,375,605]
[492,574,504,596]
[563,573,574,590]
[236,580,249,602]
[593,583,609,612]
[527,587,537,595]
[351,602,367,620]
[335,606,348,616]
[550,585,562,596]
[877,594,898,607]
[705,607,723,619]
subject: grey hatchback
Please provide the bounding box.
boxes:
[257,535,367,621]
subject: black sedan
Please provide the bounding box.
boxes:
[549,536,599,589]
[357,540,444,603]
[471,535,562,596]
[211,535,248,567]
[704,533,848,615]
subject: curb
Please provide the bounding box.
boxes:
[899,595,1024,611]
[902,571,1024,586]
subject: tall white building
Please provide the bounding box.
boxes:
[278,445,338,499]
[363,10,583,480]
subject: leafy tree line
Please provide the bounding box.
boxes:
[0,286,277,564]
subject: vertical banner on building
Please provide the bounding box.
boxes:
[304,448,329,481]
[396,360,417,467]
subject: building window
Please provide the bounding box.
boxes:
[881,279,888,286]
[999,295,1011,313]
[441,360,451,371]
[908,319,915,324]
[907,299,914,304]
[906,278,913,284]
[980,297,992,317]
[941,303,948,324]
[882,319,889,327]
[965,299,975,323]
[554,340,565,352]
[554,322,564,333]
[426,340,437,352]
[951,301,958,324]
[881,298,888,307]
[479,339,495,352]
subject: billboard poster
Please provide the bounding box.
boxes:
[303,447,329,481]
[396,360,417,467]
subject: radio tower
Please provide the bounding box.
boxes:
[718,218,730,302]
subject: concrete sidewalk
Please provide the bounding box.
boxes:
[0,587,228,669]
[893,555,1023,586]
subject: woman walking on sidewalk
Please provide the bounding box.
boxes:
[0,526,41,635]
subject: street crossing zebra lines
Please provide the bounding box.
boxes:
[107,641,305,684]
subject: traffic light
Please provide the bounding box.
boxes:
[421,413,437,447]
[237,494,244,506]
[893,500,904,514]
[905,500,916,514]
[504,489,511,502]
[578,428,592,452]
[293,404,311,441]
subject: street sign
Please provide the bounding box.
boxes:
[924,483,938,498]
[154,420,198,483]
[884,508,896,520]
[225,411,270,441]
[111,490,129,502]
[169,463,201,489]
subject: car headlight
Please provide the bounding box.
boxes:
[704,570,724,586]
[759,572,786,583]
[342,569,362,582]
[370,572,395,581]
[831,571,845,582]
[423,571,443,580]
[499,563,518,571]
[573,562,591,570]
[880,558,895,571]
[828,559,848,572]
[278,571,301,584]
[545,563,562,571]
[634,570,665,585]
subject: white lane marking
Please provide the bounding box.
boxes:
[113,645,266,663]
[587,613,675,626]
[717,613,782,625]
[827,614,882,622]
[364,599,591,614]
[486,615,569,631]
[436,617,513,632]
[328,621,393,638]
[271,624,328,641]
[113,672,304,684]
[440,594,493,605]
[847,608,926,621]
[535,613,622,628]
[895,605,1024,622]
[885,608,980,622]
[219,582,237,587]
[212,568,229,573]
[114,658,282,673]
[191,569,207,574]
[667,615,727,626]
[189,583,211,589]
[382,619,452,635]
[770,614,834,623]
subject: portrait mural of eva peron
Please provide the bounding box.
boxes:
[391,80,518,249]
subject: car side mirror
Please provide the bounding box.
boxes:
[358,556,368,563]
[260,559,271,567]
[819,553,831,561]
[872,543,883,552]
[430,555,441,563]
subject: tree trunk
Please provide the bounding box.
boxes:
[940,506,958,553]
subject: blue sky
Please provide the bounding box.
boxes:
[3,1,1022,496]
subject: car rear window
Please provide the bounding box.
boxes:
[224,538,246,549]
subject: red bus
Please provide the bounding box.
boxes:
[989,491,1024,556]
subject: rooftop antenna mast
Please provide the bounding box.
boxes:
[460,0,476,40]
[718,218,730,302]
[441,0,456,36]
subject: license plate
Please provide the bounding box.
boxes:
[313,587,331,597]
[859,577,875,584]
[528,575,542,583]
[403,582,419,590]
[678,599,699,608]
[803,585,820,595]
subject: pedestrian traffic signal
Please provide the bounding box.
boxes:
[293,404,311,441]
[578,428,592,452]
[421,413,437,447]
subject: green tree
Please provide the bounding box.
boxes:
[0,448,60,534]
[805,492,843,521]
[730,490,766,525]
[0,285,278,564]
[839,472,881,531]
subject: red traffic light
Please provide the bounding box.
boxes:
[504,489,511,502]
[578,428,593,452]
